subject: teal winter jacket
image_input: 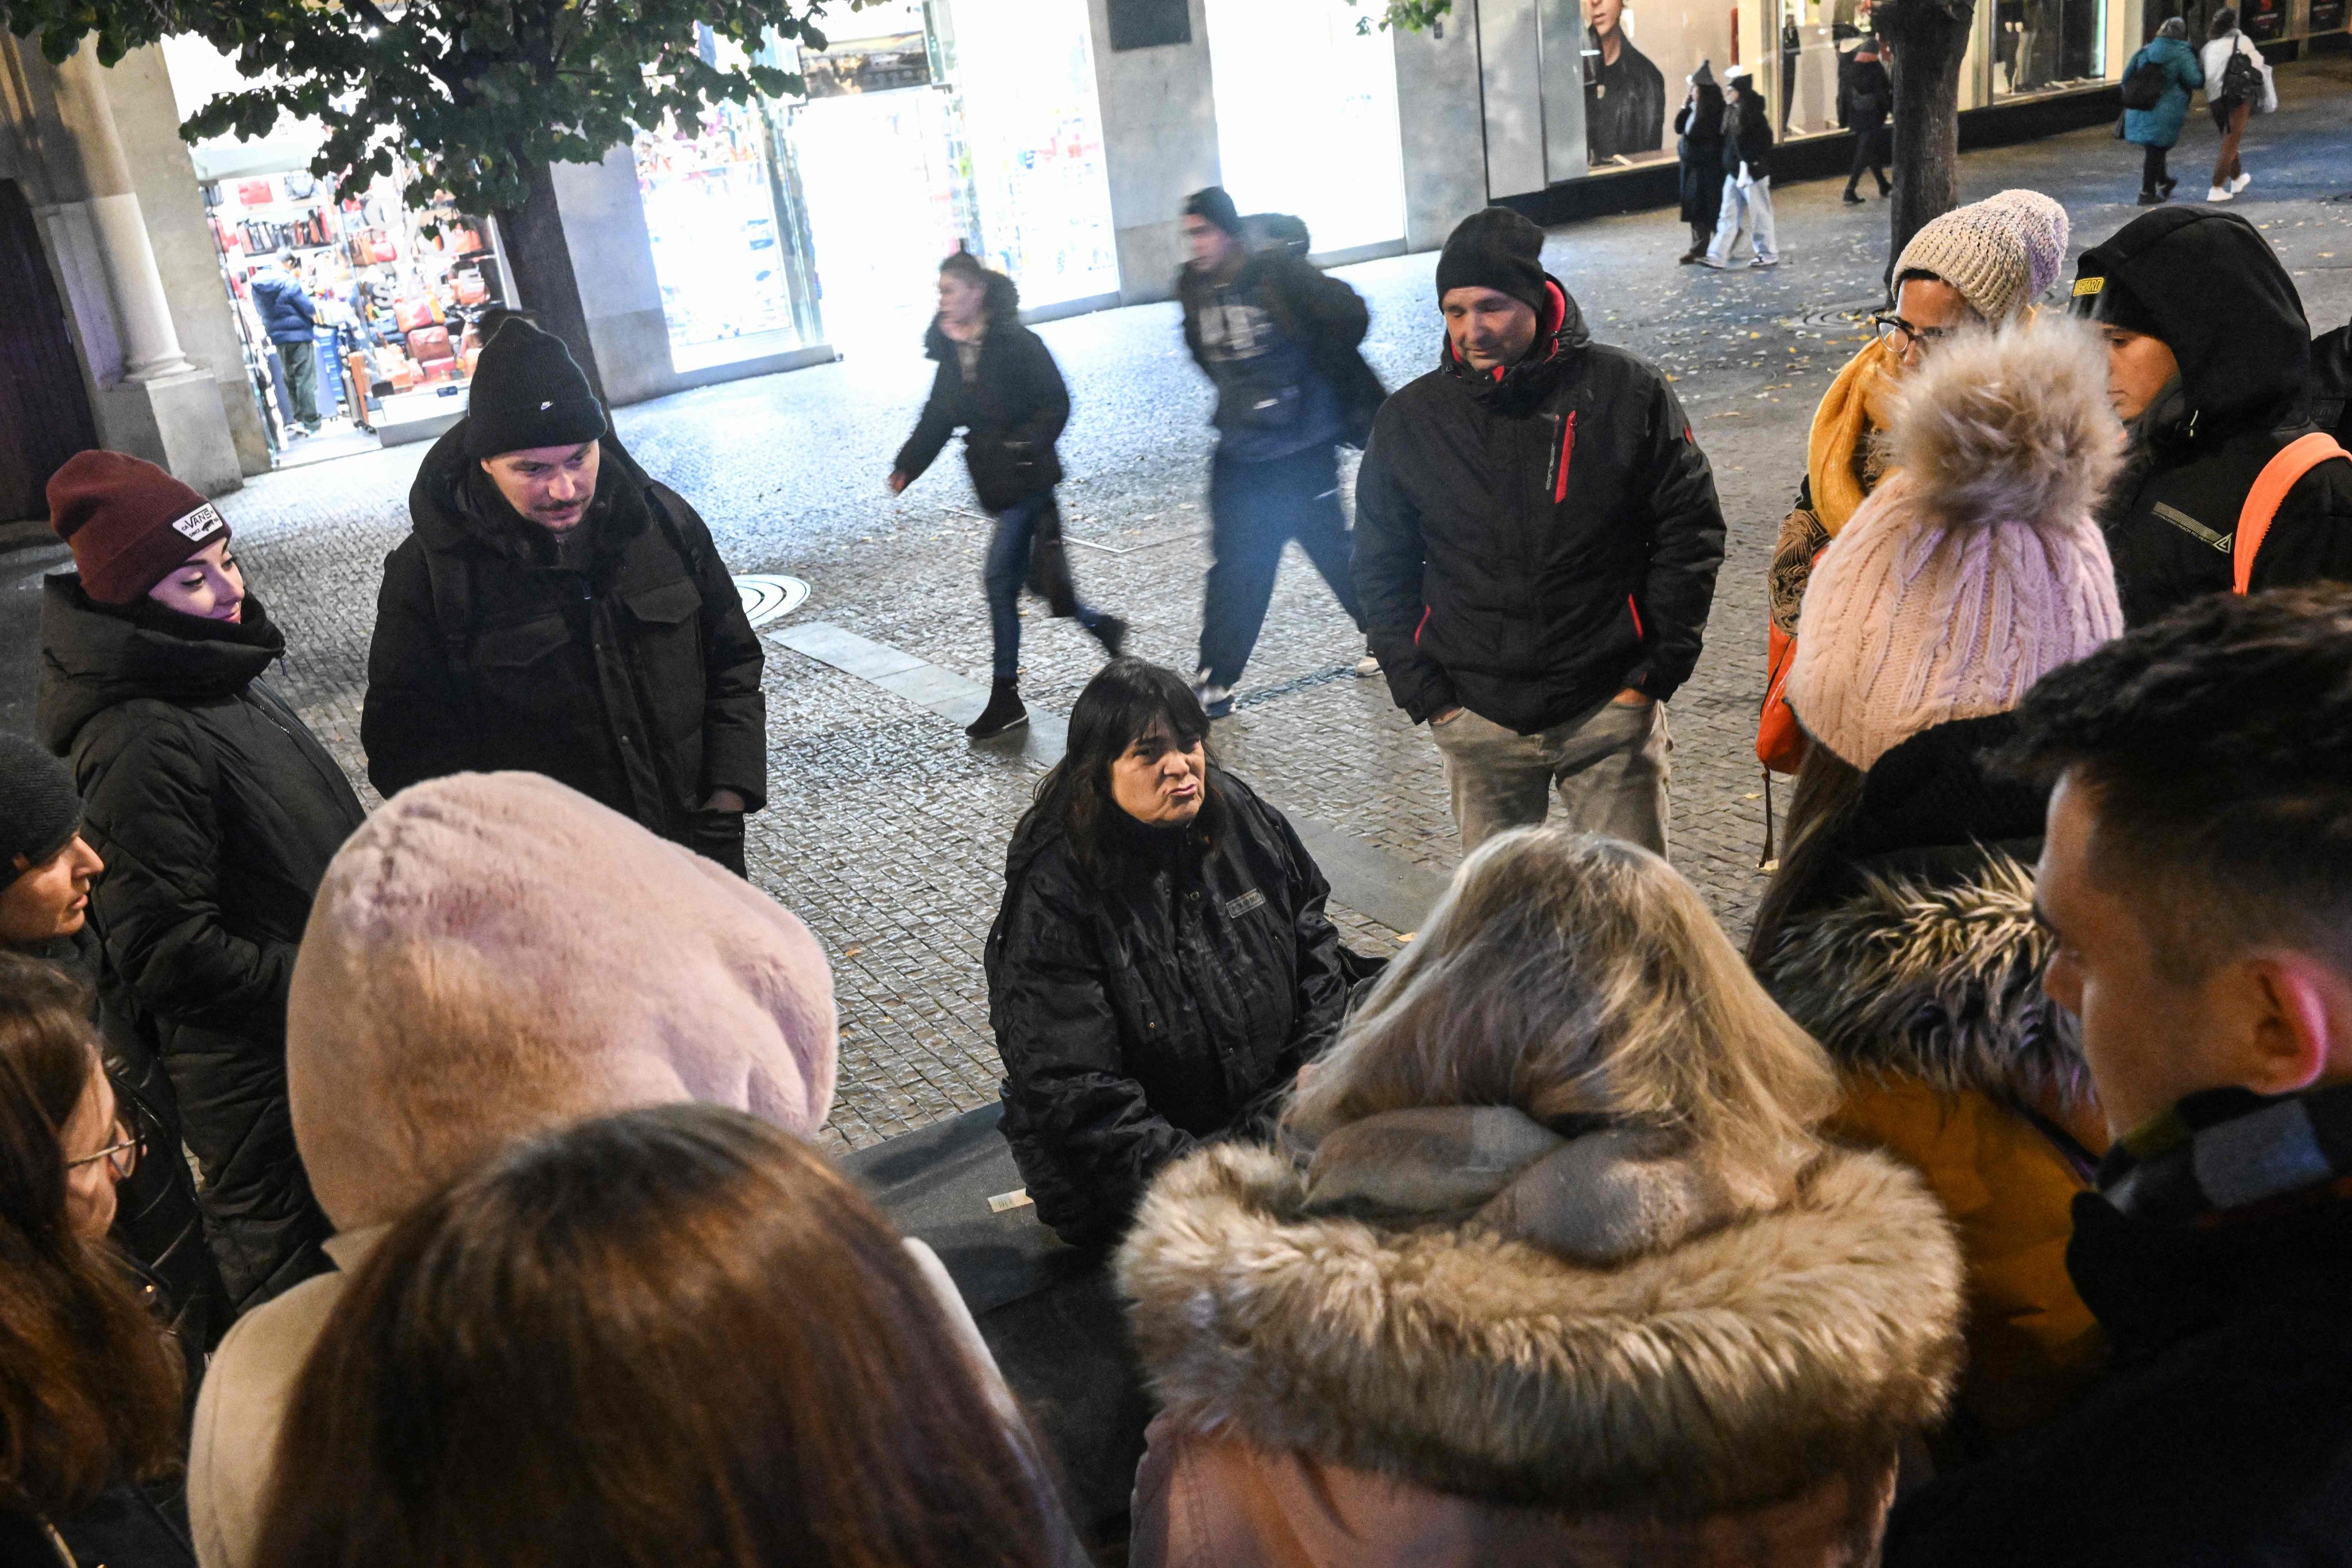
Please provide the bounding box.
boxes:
[2123,37,2204,149]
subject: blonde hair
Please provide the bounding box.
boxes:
[1286,829,1837,1206]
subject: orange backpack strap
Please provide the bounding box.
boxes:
[2234,432,2352,594]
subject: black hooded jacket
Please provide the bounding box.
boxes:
[893,274,1069,512]
[362,426,766,840]
[985,768,1351,1249]
[36,581,364,1310]
[2079,208,2352,625]
[1353,277,1727,731]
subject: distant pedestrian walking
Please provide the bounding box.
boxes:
[890,252,1125,739]
[1702,65,1779,268]
[2119,18,2203,204]
[362,318,767,875]
[1177,187,1385,718]
[38,451,366,1312]
[1841,39,1893,202]
[246,256,320,433]
[1355,208,1726,856]
[2200,9,2269,202]
[1674,63,1727,262]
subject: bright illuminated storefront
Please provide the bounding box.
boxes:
[1200,0,1408,257]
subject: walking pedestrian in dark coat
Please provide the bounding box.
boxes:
[1841,40,1893,202]
[891,253,1126,740]
[362,319,767,875]
[1674,64,1728,262]
[986,661,1353,1250]
[2072,208,2352,625]
[0,735,227,1395]
[36,452,365,1313]
[2121,20,2203,203]
[1177,187,1385,717]
[1354,207,1725,856]
[1883,586,2352,1567]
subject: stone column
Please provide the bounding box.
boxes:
[51,44,198,383]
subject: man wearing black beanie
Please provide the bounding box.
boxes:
[0,731,101,949]
[364,316,768,875]
[1176,186,1388,715]
[1353,206,1727,857]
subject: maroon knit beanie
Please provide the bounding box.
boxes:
[48,451,229,605]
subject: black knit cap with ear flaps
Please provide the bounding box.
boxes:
[462,318,608,461]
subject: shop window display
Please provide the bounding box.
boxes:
[949,0,1119,308]
[1994,0,2107,96]
[199,169,499,467]
[634,95,809,372]
[1202,0,1407,253]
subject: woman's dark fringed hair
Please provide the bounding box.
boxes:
[252,1103,1058,1568]
[0,953,184,1520]
[941,248,1021,321]
[1745,741,1868,968]
[1019,658,1219,877]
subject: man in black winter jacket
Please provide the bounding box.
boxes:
[1178,187,1385,717]
[362,320,767,875]
[2072,207,2352,625]
[1884,586,2352,1568]
[1354,207,1725,855]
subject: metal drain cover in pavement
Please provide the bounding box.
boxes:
[733,574,810,627]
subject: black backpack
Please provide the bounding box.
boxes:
[2120,49,2167,109]
[2219,45,2263,106]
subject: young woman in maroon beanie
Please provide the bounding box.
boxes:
[34,450,365,1315]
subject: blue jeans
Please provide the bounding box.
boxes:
[985,492,1096,681]
[1196,445,1365,688]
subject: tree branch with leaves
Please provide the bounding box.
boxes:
[2,0,844,395]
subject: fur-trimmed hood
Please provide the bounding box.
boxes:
[1758,850,2088,1114]
[1116,1136,1961,1519]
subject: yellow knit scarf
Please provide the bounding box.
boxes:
[1806,337,1903,537]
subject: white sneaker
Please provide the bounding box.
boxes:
[1749,254,1781,269]
[1191,671,1233,720]
[2207,185,2234,202]
[2231,172,2252,194]
[1354,646,1381,678]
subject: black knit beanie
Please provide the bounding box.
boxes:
[1435,207,1550,318]
[462,318,608,461]
[1183,186,1243,238]
[0,733,80,880]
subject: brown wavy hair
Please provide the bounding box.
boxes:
[0,953,183,1519]
[254,1102,1060,1568]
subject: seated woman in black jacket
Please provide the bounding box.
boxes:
[986,659,1351,1249]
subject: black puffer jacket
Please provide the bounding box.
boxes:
[363,427,766,845]
[893,277,1069,512]
[986,769,1351,1249]
[36,582,364,1311]
[1354,277,1727,731]
[1722,83,1775,180]
[1675,90,1727,226]
[2079,208,2352,625]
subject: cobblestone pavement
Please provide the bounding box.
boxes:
[11,59,2351,1150]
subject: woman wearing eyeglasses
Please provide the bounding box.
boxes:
[0,952,195,1567]
[1758,190,2070,778]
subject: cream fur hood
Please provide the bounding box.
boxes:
[287,771,837,1230]
[1117,1135,1962,1519]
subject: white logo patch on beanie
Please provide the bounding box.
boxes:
[169,503,226,543]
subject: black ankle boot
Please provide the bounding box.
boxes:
[967,678,1028,739]
[1090,613,1128,658]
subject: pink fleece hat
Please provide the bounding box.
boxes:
[1789,318,2125,770]
[287,772,838,1231]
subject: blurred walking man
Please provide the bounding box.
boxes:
[1355,207,1725,855]
[1177,187,1384,718]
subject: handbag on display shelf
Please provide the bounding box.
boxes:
[236,177,275,207]
[393,296,437,331]
[453,270,488,306]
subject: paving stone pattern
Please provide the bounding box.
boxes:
[179,60,2352,1150]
